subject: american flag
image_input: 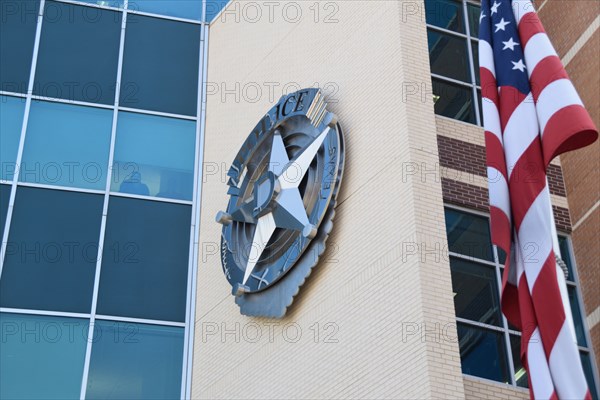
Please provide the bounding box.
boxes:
[479,0,598,398]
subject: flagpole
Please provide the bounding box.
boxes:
[545,181,578,344]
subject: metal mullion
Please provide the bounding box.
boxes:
[51,0,123,11]
[109,191,193,205]
[125,8,202,25]
[79,3,128,398]
[17,181,106,195]
[0,0,46,277]
[0,307,90,319]
[0,91,27,98]
[462,0,481,126]
[456,316,506,333]
[426,24,470,40]
[449,251,497,268]
[182,20,209,400]
[30,94,115,110]
[431,73,473,89]
[95,314,186,328]
[118,105,198,121]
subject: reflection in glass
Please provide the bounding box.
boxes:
[472,40,480,85]
[86,321,184,399]
[581,352,599,400]
[0,313,87,399]
[0,96,26,181]
[111,112,195,201]
[97,197,191,322]
[34,1,121,105]
[128,0,202,20]
[20,101,112,190]
[0,187,103,313]
[0,0,40,93]
[120,14,200,115]
[428,30,471,82]
[445,208,494,261]
[0,184,10,241]
[451,257,502,326]
[433,78,477,124]
[510,335,529,388]
[568,286,588,347]
[467,3,481,37]
[457,323,509,383]
[425,0,465,32]
[558,235,574,281]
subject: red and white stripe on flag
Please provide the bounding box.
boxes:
[479,0,598,399]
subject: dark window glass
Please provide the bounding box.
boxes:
[0,187,103,313]
[445,208,494,261]
[86,321,184,399]
[497,246,507,265]
[111,112,196,201]
[433,78,477,124]
[451,257,502,326]
[97,197,191,322]
[457,323,510,383]
[558,235,574,281]
[205,0,229,21]
[428,30,471,82]
[1,95,26,181]
[20,101,113,190]
[120,14,200,116]
[510,334,529,388]
[581,352,599,400]
[33,1,121,105]
[467,3,481,37]
[0,184,10,241]
[0,0,40,93]
[0,313,88,399]
[472,40,480,85]
[568,286,588,347]
[425,0,464,33]
[128,0,202,20]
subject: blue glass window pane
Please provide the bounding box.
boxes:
[86,321,184,399]
[20,101,112,190]
[568,286,588,347]
[433,78,477,124]
[205,0,229,21]
[128,0,202,20]
[510,335,529,388]
[120,14,200,116]
[1,96,26,181]
[468,4,481,37]
[78,0,123,7]
[0,184,10,241]
[558,235,574,281]
[97,197,191,322]
[445,208,494,261]
[0,313,87,399]
[581,352,599,400]
[457,322,509,383]
[0,0,40,93]
[0,187,103,313]
[34,1,121,105]
[425,0,464,33]
[451,257,502,326]
[428,30,471,83]
[111,112,195,201]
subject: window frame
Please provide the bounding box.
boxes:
[445,203,600,395]
[426,0,482,126]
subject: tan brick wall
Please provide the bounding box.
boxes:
[463,376,528,400]
[192,1,464,398]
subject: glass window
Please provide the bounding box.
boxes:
[581,352,599,400]
[510,335,529,388]
[85,321,184,399]
[205,0,230,21]
[34,1,121,105]
[128,0,202,20]
[111,112,195,201]
[0,0,40,93]
[568,286,588,347]
[471,40,480,85]
[445,208,493,261]
[432,78,477,124]
[0,313,88,399]
[79,0,124,7]
[120,14,200,116]
[97,197,191,322]
[1,95,26,181]
[0,184,10,241]
[428,30,471,83]
[559,235,574,281]
[20,101,112,190]
[457,323,509,383]
[425,0,464,33]
[0,187,103,313]
[451,257,502,326]
[467,3,481,36]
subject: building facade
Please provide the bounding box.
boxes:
[0,0,598,399]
